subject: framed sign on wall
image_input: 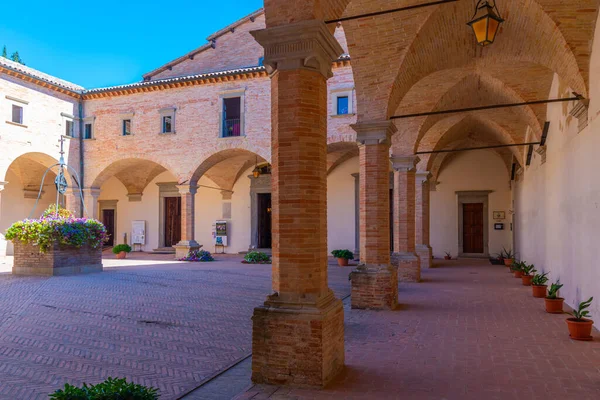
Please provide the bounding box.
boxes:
[493,211,506,220]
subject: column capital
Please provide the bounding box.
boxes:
[391,155,420,172]
[220,190,233,200]
[176,184,198,196]
[0,181,7,192]
[353,120,397,145]
[251,20,344,79]
[416,171,432,184]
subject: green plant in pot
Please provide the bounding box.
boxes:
[511,261,524,278]
[531,272,549,298]
[567,297,594,340]
[331,249,354,267]
[545,280,564,313]
[112,244,132,259]
[501,247,515,267]
[520,263,537,286]
[444,251,452,260]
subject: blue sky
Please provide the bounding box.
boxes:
[0,0,263,88]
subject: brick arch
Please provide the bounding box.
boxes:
[382,0,595,121]
[327,141,358,175]
[2,152,77,193]
[263,0,352,27]
[190,148,269,189]
[90,158,176,196]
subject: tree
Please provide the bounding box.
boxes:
[1,46,6,58]
[1,45,25,65]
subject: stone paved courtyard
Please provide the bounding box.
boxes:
[0,253,351,399]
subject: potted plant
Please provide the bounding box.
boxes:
[112,244,132,259]
[331,250,354,266]
[50,377,158,399]
[531,272,549,298]
[545,280,564,313]
[444,251,452,260]
[520,263,537,286]
[501,247,515,267]
[566,297,594,341]
[511,261,524,278]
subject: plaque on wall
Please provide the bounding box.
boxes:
[493,211,506,220]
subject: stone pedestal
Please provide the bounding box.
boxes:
[392,252,421,282]
[416,244,433,269]
[13,242,102,276]
[252,293,345,388]
[350,265,398,310]
[173,241,201,259]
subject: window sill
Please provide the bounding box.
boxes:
[122,134,135,137]
[330,113,356,118]
[5,121,27,128]
[219,134,246,139]
[83,138,96,141]
[159,131,176,135]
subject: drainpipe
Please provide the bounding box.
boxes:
[78,96,85,218]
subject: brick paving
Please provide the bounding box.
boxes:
[239,259,600,400]
[0,253,351,399]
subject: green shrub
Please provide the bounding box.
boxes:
[244,251,271,263]
[179,249,214,262]
[547,280,564,299]
[532,272,549,286]
[5,206,107,253]
[331,249,354,260]
[112,244,132,254]
[49,377,158,399]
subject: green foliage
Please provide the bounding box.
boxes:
[4,206,107,253]
[521,263,537,276]
[511,261,525,271]
[244,251,271,263]
[572,297,594,321]
[49,377,158,399]
[112,244,132,254]
[331,249,354,260]
[1,45,25,65]
[501,247,515,259]
[532,272,549,286]
[1,46,6,58]
[547,280,564,299]
[42,204,74,219]
[445,251,452,257]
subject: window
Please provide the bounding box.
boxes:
[123,119,132,136]
[65,120,74,137]
[162,116,172,133]
[159,107,176,134]
[11,104,23,124]
[336,96,349,115]
[258,56,264,66]
[84,123,93,139]
[222,97,242,137]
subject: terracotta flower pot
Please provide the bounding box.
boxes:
[521,275,533,286]
[513,270,523,278]
[504,258,514,266]
[116,251,127,260]
[444,256,452,260]
[545,297,564,314]
[566,318,594,340]
[532,285,547,298]
[337,258,349,267]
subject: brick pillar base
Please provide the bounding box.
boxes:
[416,245,433,269]
[173,241,201,260]
[350,265,398,309]
[392,252,421,282]
[251,293,345,388]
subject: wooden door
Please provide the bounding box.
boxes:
[463,203,484,253]
[165,197,181,247]
[257,193,272,248]
[102,209,115,247]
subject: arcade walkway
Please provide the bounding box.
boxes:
[237,259,600,400]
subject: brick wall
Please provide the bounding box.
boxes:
[12,241,102,276]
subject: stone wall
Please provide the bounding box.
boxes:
[12,241,102,276]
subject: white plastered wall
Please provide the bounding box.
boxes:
[514,21,600,322]
[327,156,357,254]
[430,150,512,259]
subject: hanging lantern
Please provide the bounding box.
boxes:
[467,0,504,47]
[252,156,261,179]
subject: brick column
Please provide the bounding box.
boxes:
[65,187,82,216]
[415,171,433,269]
[391,156,421,282]
[349,121,398,310]
[0,181,7,257]
[82,188,100,220]
[174,184,200,259]
[249,21,345,388]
